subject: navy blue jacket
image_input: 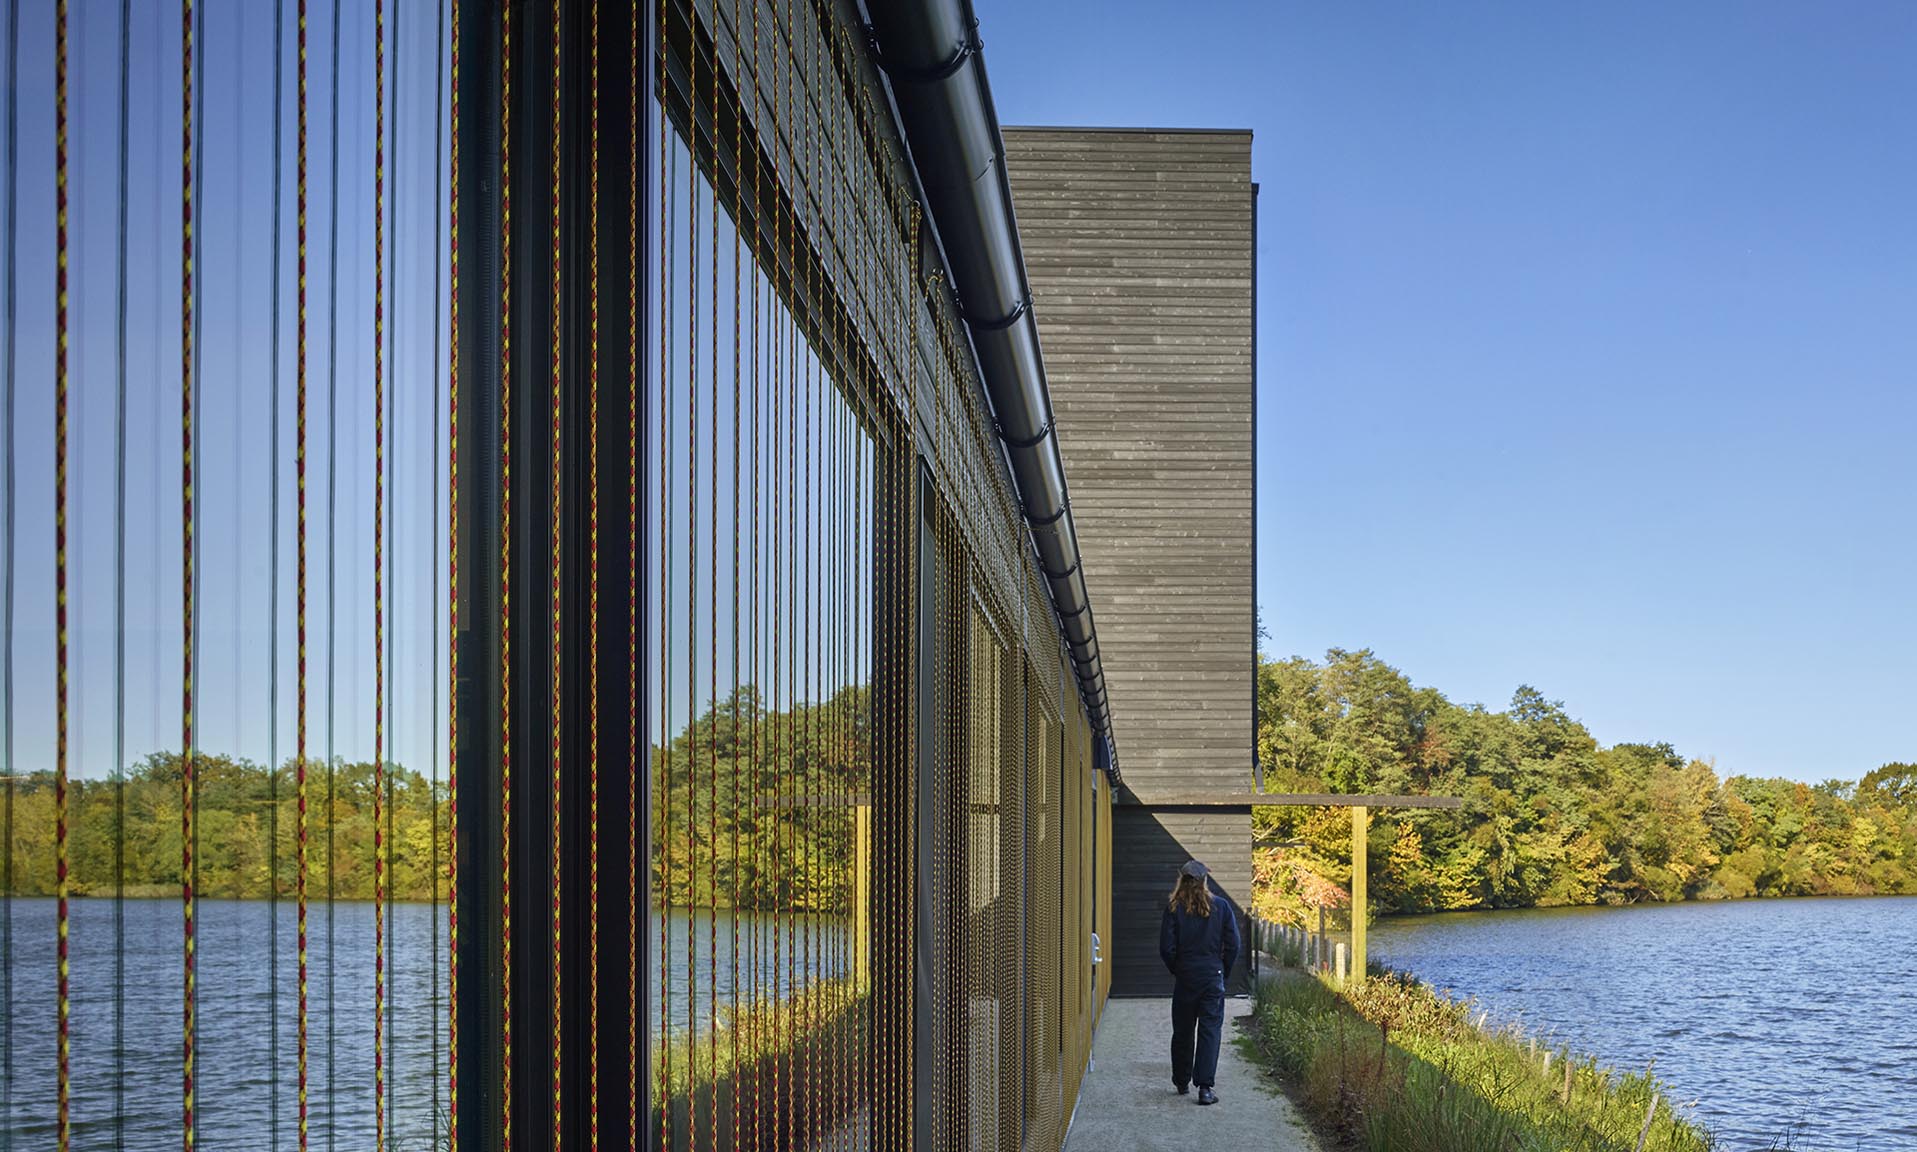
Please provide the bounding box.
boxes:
[1159,885,1241,988]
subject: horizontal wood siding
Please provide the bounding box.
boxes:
[1108,807,1253,997]
[1003,128,1256,804]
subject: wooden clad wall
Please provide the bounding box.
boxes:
[1109,808,1253,997]
[1001,128,1256,804]
[1004,128,1257,996]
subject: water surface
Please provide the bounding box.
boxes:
[0,898,845,1150]
[1372,896,1917,1151]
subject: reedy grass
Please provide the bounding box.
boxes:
[1247,971,1741,1152]
[652,976,861,1096]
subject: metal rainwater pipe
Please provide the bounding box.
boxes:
[866,0,1118,776]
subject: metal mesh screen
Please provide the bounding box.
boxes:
[0,0,1111,1147]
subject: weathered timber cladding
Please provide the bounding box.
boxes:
[1003,128,1256,803]
[1005,128,1257,996]
[1108,807,1253,996]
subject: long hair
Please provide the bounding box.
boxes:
[1169,871,1212,918]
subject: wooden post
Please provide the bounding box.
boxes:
[1561,1055,1573,1104]
[1334,942,1347,985]
[854,801,871,994]
[1634,1093,1659,1152]
[1351,806,1368,981]
[1316,904,1326,972]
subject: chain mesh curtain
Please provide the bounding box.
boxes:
[0,0,1110,1148]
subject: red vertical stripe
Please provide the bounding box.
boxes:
[181,0,199,1143]
[500,0,517,1142]
[52,2,72,1146]
[585,0,603,1145]
[447,0,463,1143]
[549,0,566,1141]
[373,0,390,1145]
[295,0,312,1142]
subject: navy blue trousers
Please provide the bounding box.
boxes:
[1170,978,1225,1089]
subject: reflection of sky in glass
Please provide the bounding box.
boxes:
[0,1,876,1141]
[646,131,874,751]
[3,1,455,788]
[0,5,876,790]
[643,130,874,1069]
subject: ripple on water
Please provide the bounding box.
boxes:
[3,899,849,1150]
[1372,896,1917,1151]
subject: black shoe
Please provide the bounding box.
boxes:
[1197,1087,1218,1106]
[1174,1082,1189,1095]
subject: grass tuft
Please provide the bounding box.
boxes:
[1246,970,1769,1152]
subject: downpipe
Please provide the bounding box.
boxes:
[866,0,1118,774]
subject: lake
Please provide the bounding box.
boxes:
[1371,896,1917,1151]
[0,898,846,1150]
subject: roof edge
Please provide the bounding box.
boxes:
[1002,124,1254,137]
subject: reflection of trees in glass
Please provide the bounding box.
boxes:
[1254,648,1917,924]
[1,684,870,914]
[651,684,869,912]
[3,752,448,901]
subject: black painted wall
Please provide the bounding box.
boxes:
[1109,806,1252,997]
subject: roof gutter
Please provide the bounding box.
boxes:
[866,0,1117,775]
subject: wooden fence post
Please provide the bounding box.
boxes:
[854,802,871,994]
[1351,806,1367,980]
[1634,1093,1659,1152]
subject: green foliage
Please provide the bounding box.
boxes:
[652,979,867,1152]
[2,685,862,914]
[1253,649,1917,924]
[654,977,861,1095]
[4,751,448,901]
[1249,972,1726,1152]
[649,685,866,912]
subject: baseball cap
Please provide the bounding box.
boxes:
[1180,860,1209,879]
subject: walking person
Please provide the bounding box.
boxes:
[1160,859,1239,1105]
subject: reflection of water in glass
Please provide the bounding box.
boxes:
[0,898,846,1150]
[647,909,850,1038]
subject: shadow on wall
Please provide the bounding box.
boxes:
[1109,805,1252,998]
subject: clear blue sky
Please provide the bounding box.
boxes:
[976,0,1917,782]
[5,3,1912,787]
[0,0,853,786]
[2,0,450,785]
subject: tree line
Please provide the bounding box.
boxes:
[1253,648,1917,924]
[3,751,449,901]
[648,685,866,913]
[1,684,865,911]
